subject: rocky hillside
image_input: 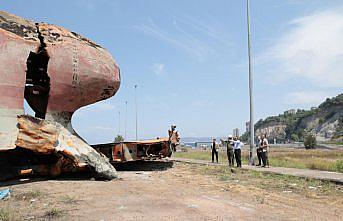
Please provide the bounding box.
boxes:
[253,94,343,142]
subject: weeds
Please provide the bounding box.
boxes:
[44,208,63,219]
[14,190,43,201]
[61,195,78,204]
[180,163,342,199]
[174,148,343,172]
[335,160,343,172]
[0,209,10,221]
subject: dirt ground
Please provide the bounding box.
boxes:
[1,161,342,221]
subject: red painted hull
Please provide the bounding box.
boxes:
[0,11,120,149]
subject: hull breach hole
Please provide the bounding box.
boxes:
[24,25,50,119]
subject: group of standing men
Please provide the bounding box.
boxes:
[212,134,270,168]
[212,136,244,167]
[256,134,269,167]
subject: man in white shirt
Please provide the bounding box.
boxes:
[256,136,263,166]
[261,134,269,167]
[233,137,243,167]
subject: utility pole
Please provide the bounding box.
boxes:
[247,0,255,165]
[125,101,127,140]
[118,111,121,135]
[134,84,138,140]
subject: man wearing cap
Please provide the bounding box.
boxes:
[168,124,180,152]
[227,135,235,166]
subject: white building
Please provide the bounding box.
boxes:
[233,128,240,137]
[245,121,250,133]
[284,109,296,115]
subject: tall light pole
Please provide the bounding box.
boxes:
[247,0,255,165]
[134,84,138,140]
[125,101,128,140]
[118,111,121,135]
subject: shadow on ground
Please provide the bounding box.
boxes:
[0,160,173,187]
[113,160,173,171]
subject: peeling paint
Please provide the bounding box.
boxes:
[0,10,120,180]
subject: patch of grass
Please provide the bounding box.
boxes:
[61,195,78,204]
[14,190,43,201]
[322,141,343,145]
[218,173,231,181]
[174,148,343,172]
[181,163,343,199]
[44,208,63,219]
[0,208,10,221]
[335,160,343,173]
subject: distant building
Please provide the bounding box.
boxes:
[233,128,240,138]
[284,109,296,115]
[311,107,317,110]
[245,121,250,132]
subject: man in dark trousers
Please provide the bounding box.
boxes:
[227,135,235,166]
[261,134,269,167]
[233,137,243,167]
[256,136,263,166]
[168,124,180,152]
[211,138,218,163]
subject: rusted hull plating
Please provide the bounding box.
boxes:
[92,138,173,163]
[0,11,120,179]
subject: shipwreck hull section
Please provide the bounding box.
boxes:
[92,138,173,163]
[0,115,118,180]
[0,11,120,179]
[0,13,39,149]
[0,11,120,151]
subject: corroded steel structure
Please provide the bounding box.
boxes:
[0,11,120,179]
[92,138,173,163]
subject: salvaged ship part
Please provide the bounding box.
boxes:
[0,11,120,179]
[92,138,174,164]
[0,115,117,180]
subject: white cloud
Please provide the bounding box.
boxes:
[134,17,227,60]
[74,102,116,118]
[93,126,113,131]
[176,14,232,48]
[152,63,166,76]
[94,103,116,111]
[285,91,332,105]
[259,8,343,87]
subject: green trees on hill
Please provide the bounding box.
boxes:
[114,135,124,142]
[332,116,343,140]
[253,94,343,142]
[304,134,317,149]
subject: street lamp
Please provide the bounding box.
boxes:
[247,0,255,165]
[125,101,127,140]
[118,111,121,135]
[134,84,138,140]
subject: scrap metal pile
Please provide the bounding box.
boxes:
[93,138,174,163]
[0,11,120,180]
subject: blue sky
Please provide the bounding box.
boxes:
[2,0,343,143]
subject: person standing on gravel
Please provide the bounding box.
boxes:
[261,134,269,167]
[227,135,235,166]
[168,124,180,152]
[256,136,263,166]
[233,137,243,167]
[211,138,218,163]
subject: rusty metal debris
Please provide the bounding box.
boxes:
[0,115,118,180]
[0,11,119,180]
[92,138,174,163]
